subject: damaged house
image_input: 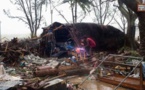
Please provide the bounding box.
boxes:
[40,22,125,56]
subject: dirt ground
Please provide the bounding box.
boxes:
[67,76,129,90]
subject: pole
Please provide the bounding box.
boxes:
[49,0,53,24]
[143,0,145,3]
[0,21,1,43]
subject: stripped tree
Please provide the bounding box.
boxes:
[92,0,116,25]
[114,0,138,50]
[4,0,45,38]
[62,0,92,23]
[114,11,127,33]
[120,0,145,56]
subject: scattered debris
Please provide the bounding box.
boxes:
[0,22,143,90]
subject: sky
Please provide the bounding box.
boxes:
[0,0,32,40]
[0,0,139,41]
[0,0,94,41]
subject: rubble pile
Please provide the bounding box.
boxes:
[0,38,40,66]
[0,37,143,90]
[0,37,92,90]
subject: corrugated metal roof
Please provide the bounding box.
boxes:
[0,80,22,90]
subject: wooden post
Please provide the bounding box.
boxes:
[140,63,143,90]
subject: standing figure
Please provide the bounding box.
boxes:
[81,36,96,56]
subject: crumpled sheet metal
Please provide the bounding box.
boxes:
[0,80,22,90]
[24,54,47,65]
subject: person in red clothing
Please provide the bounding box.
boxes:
[81,36,96,56]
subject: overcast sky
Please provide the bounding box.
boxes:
[0,0,33,40]
[0,0,140,41]
[0,0,94,40]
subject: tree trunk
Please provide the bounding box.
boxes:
[71,2,75,23]
[34,29,37,37]
[138,13,145,56]
[74,1,77,23]
[126,20,136,49]
[31,31,36,38]
[120,0,145,55]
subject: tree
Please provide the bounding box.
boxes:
[4,0,44,38]
[92,0,116,25]
[114,12,127,33]
[117,0,137,50]
[120,0,145,56]
[62,0,92,23]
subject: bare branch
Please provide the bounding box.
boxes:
[102,1,109,24]
[114,17,124,31]
[3,10,28,24]
[106,8,117,25]
[4,0,44,38]
[78,11,87,22]
[37,3,43,30]
[52,4,69,23]
[92,0,115,25]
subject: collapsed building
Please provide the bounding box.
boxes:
[0,22,145,90]
[41,22,125,52]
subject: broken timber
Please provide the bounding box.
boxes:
[97,54,145,90]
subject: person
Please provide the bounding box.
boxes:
[81,36,96,56]
[79,42,86,61]
[75,42,86,61]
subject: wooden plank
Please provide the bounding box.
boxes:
[140,64,143,90]
[99,60,140,68]
[98,75,145,90]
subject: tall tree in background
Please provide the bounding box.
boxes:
[92,0,116,25]
[120,0,145,56]
[62,0,92,23]
[4,0,44,38]
[117,0,137,50]
[114,12,127,33]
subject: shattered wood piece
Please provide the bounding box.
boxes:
[107,56,115,61]
[58,65,79,71]
[38,74,66,89]
[115,57,123,62]
[124,51,131,55]
[36,66,52,71]
[34,69,59,77]
[64,68,90,76]
[0,56,4,62]
[4,42,9,52]
[27,74,66,90]
[63,75,78,80]
[43,79,67,90]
